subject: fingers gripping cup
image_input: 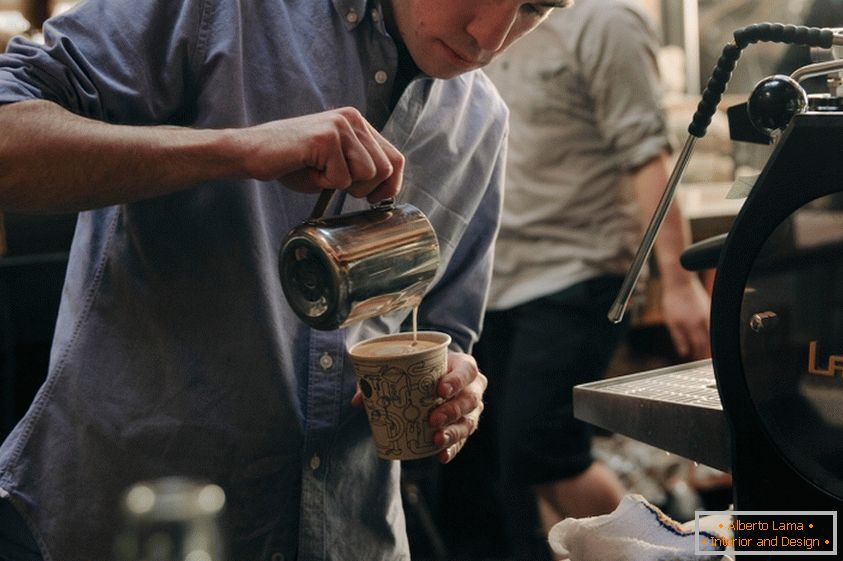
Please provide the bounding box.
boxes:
[348,331,451,460]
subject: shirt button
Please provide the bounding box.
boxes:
[374,70,388,84]
[310,454,321,471]
[345,10,358,24]
[319,352,333,370]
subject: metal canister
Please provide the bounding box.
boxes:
[279,200,440,330]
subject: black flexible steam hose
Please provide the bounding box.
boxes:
[688,24,835,138]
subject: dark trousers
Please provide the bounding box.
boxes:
[483,276,629,486]
[437,276,629,560]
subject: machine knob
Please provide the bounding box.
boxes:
[747,75,808,136]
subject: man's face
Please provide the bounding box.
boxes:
[385,0,571,79]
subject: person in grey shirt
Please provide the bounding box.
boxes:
[0,1,572,560]
[468,0,711,557]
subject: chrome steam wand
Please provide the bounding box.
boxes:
[607,23,841,324]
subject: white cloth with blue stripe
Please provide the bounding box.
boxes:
[548,494,730,561]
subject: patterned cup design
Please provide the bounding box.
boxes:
[349,332,451,460]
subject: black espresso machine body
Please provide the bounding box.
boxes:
[711,110,843,514]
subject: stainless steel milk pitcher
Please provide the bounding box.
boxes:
[279,191,440,330]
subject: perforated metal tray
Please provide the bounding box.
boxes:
[573,359,731,471]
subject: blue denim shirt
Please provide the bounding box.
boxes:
[0,1,506,560]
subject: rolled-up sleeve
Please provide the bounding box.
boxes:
[581,4,671,170]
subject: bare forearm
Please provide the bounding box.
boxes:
[629,152,695,288]
[0,100,243,213]
[654,202,694,288]
[631,152,711,358]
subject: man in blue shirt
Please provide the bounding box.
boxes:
[0,1,570,560]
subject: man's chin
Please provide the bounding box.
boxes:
[412,43,487,79]
[418,61,481,80]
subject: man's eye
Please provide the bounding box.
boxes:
[520,4,550,17]
[521,0,574,15]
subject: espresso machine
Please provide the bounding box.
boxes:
[574,23,843,553]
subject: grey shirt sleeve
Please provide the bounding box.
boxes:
[579,2,671,170]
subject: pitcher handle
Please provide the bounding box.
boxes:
[309,189,395,222]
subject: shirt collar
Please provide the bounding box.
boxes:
[331,0,371,31]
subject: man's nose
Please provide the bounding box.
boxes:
[465,6,518,53]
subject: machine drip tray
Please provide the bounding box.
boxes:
[573,359,731,472]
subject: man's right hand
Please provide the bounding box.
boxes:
[237,107,404,203]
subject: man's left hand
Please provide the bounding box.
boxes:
[350,350,487,463]
[428,351,487,463]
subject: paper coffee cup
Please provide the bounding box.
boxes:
[348,331,451,460]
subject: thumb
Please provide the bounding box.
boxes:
[351,386,364,408]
